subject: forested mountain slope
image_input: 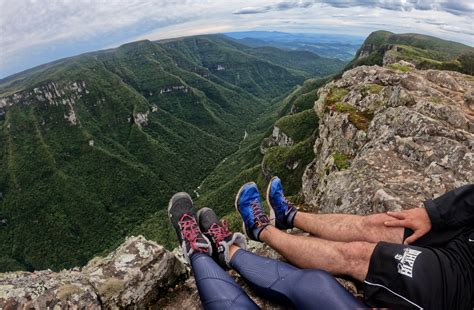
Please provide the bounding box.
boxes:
[0,35,344,271]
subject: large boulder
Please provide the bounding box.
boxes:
[302,63,473,214]
[0,236,187,309]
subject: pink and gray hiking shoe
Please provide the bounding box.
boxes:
[168,192,212,263]
[197,207,246,269]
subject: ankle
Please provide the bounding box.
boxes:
[258,224,275,242]
[228,244,241,260]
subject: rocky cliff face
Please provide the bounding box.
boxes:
[260,126,294,154]
[302,62,473,214]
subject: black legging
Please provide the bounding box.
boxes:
[191,249,365,309]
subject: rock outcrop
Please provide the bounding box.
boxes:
[260,126,294,154]
[0,236,186,309]
[302,62,473,214]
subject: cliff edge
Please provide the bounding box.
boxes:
[302,62,473,214]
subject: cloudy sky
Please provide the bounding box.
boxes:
[1,0,473,78]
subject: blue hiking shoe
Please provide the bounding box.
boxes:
[235,182,270,241]
[266,176,297,230]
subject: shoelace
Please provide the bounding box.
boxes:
[252,200,269,227]
[283,198,295,214]
[207,220,232,245]
[179,213,208,253]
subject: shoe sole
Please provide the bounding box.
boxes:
[168,192,193,218]
[266,176,278,227]
[234,182,257,239]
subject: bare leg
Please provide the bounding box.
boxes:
[259,225,375,281]
[294,212,404,244]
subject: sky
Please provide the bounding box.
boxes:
[0,0,473,79]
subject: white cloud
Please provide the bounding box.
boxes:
[0,0,472,78]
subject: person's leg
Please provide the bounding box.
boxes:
[294,211,404,243]
[237,182,376,281]
[191,252,259,309]
[168,192,258,310]
[228,246,365,309]
[266,176,404,243]
[197,206,364,309]
[260,225,374,281]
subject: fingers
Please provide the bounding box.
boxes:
[384,219,408,227]
[404,233,419,244]
[386,211,406,220]
[404,230,424,244]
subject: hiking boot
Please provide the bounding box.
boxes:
[235,182,270,241]
[197,207,247,269]
[266,176,297,230]
[168,192,212,263]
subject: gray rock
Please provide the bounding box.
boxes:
[302,63,474,214]
[0,236,187,309]
[261,126,294,154]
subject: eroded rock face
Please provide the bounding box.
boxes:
[0,236,186,309]
[302,63,474,214]
[260,126,294,154]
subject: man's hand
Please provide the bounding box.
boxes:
[384,208,432,244]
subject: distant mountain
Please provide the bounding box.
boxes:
[241,46,346,78]
[225,31,364,61]
[0,34,344,271]
[347,30,474,74]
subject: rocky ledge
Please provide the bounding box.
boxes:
[302,62,473,214]
[0,236,187,309]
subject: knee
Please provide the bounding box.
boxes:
[339,241,374,279]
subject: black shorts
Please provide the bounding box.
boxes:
[363,230,474,309]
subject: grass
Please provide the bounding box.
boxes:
[331,102,374,131]
[326,87,349,105]
[387,63,412,72]
[348,111,374,130]
[334,102,356,113]
[362,83,384,95]
[332,152,350,170]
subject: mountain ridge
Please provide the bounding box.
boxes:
[348,30,474,74]
[0,34,345,271]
